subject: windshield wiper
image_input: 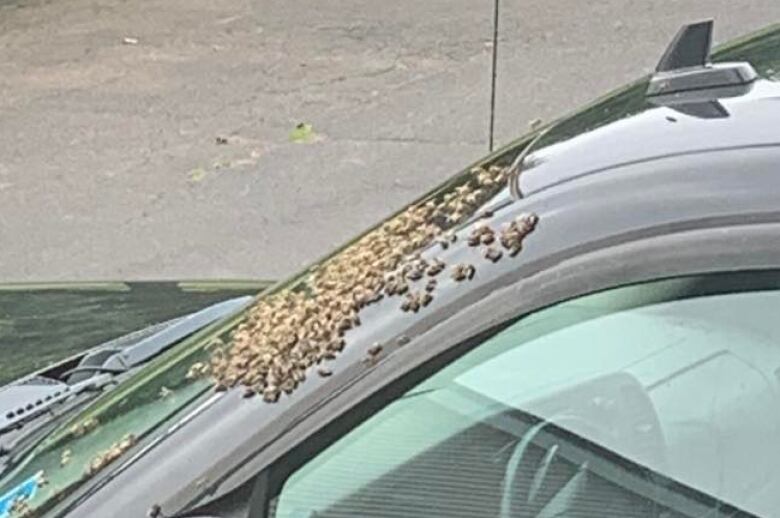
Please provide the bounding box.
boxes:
[0,296,251,461]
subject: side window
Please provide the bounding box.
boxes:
[269,272,780,518]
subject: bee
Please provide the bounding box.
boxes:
[186,362,208,380]
[317,366,333,378]
[452,263,475,281]
[262,385,280,403]
[368,343,383,356]
[481,232,495,245]
[406,267,424,281]
[366,289,384,304]
[60,449,72,467]
[35,471,48,487]
[425,279,437,292]
[421,292,433,307]
[409,293,422,312]
[87,454,107,475]
[483,247,503,263]
[447,210,464,224]
[69,422,84,437]
[205,337,225,351]
[499,232,516,250]
[118,433,136,452]
[292,369,306,383]
[451,264,467,281]
[397,335,411,347]
[9,496,32,517]
[477,222,494,235]
[280,379,296,394]
[427,258,445,277]
[455,184,472,197]
[515,212,539,234]
[464,191,482,206]
[328,338,347,352]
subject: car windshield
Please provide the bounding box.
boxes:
[272,271,780,518]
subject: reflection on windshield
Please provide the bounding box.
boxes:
[273,272,780,518]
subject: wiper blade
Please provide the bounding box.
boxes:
[0,295,251,436]
[0,376,111,466]
[69,296,252,378]
[0,374,113,436]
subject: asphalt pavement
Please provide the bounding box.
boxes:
[1,0,778,281]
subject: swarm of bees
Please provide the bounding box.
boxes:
[85,433,137,476]
[204,163,538,403]
[8,495,32,517]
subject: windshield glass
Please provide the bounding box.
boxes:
[0,281,266,385]
[272,271,780,518]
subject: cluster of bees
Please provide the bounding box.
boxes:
[85,433,137,476]
[68,416,99,438]
[7,472,47,516]
[60,448,72,467]
[8,496,32,517]
[205,163,537,403]
[467,212,539,262]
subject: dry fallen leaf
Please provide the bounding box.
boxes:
[289,122,317,143]
[188,167,207,183]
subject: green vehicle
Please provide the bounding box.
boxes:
[3,20,780,518]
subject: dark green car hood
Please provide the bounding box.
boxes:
[0,281,271,385]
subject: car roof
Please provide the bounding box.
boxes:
[496,24,780,199]
[519,78,780,196]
